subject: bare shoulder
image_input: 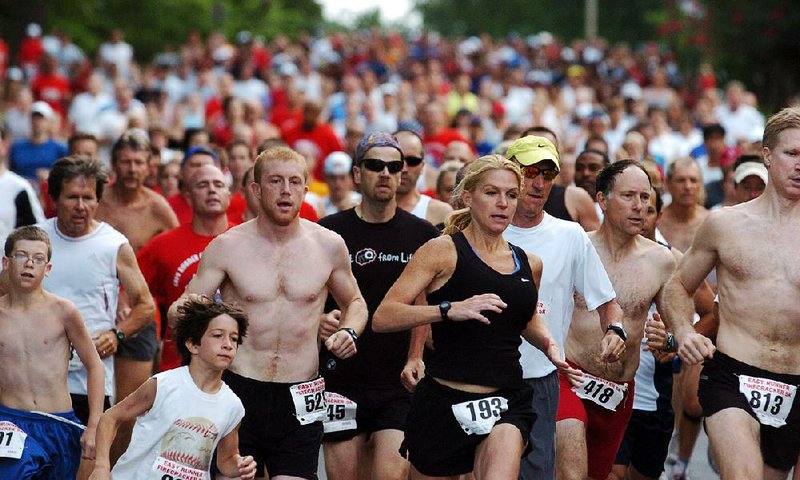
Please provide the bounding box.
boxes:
[146,189,177,215]
[416,235,457,267]
[566,185,593,203]
[46,292,81,324]
[303,219,347,250]
[429,198,453,215]
[638,236,675,270]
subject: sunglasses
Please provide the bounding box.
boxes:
[522,165,559,181]
[361,158,404,174]
[404,155,424,167]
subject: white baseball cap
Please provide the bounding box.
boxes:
[31,101,54,119]
[324,152,353,176]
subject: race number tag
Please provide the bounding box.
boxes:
[451,396,509,435]
[572,372,627,411]
[738,375,797,428]
[290,377,326,425]
[0,421,27,459]
[151,456,207,480]
[323,392,358,433]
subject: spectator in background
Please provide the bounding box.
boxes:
[714,80,765,146]
[68,72,112,136]
[318,151,360,218]
[157,160,181,199]
[0,128,45,246]
[98,29,133,79]
[282,100,344,181]
[9,101,68,181]
[3,88,34,141]
[30,53,71,120]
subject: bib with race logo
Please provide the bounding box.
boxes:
[572,372,627,411]
[0,421,26,459]
[151,455,207,480]
[451,396,509,435]
[68,349,83,372]
[290,377,326,425]
[738,374,797,428]
[322,392,358,433]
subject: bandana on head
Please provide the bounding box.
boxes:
[355,131,404,163]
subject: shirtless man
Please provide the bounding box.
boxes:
[95,129,179,462]
[0,226,105,480]
[665,107,800,480]
[573,149,611,221]
[96,129,179,251]
[556,160,676,480]
[394,129,453,226]
[169,146,368,480]
[657,158,709,252]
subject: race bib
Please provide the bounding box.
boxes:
[572,372,627,411]
[451,396,509,435]
[0,421,27,460]
[323,392,358,433]
[738,374,797,428]
[151,456,207,480]
[290,377,326,425]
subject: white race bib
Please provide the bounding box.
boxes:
[451,396,509,435]
[323,392,358,433]
[290,377,326,425]
[0,421,27,459]
[572,372,627,411]
[738,374,797,428]
[151,455,207,480]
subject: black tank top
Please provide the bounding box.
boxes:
[426,231,538,388]
[544,184,574,222]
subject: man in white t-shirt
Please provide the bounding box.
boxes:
[503,135,625,480]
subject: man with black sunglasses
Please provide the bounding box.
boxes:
[503,135,626,480]
[394,130,453,228]
[318,132,439,480]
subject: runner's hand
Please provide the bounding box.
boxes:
[645,313,668,351]
[449,294,507,324]
[600,331,625,362]
[319,310,341,342]
[326,329,357,359]
[401,357,425,393]
[80,425,96,461]
[237,454,257,480]
[677,330,715,365]
[547,343,583,387]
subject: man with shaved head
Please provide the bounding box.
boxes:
[658,158,709,252]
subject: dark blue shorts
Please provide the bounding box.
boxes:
[0,404,84,480]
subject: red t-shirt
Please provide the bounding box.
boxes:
[282,123,344,181]
[167,193,193,225]
[137,224,231,371]
[32,73,70,117]
[423,128,470,168]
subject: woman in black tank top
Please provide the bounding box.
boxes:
[374,155,571,479]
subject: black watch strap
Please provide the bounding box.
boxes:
[337,327,358,343]
[439,301,451,322]
[111,327,125,342]
[605,323,627,342]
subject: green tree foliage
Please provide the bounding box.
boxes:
[0,0,322,63]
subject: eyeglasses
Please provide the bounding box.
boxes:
[361,158,404,174]
[404,155,424,167]
[9,252,48,266]
[522,165,559,181]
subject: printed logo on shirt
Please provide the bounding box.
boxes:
[158,417,219,472]
[173,253,202,287]
[351,247,413,266]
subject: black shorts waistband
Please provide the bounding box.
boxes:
[710,351,800,385]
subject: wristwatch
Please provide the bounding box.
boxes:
[337,327,358,343]
[439,301,451,322]
[111,327,126,342]
[605,322,627,342]
[665,332,676,352]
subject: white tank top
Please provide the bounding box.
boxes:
[409,194,431,220]
[112,367,244,480]
[39,218,127,396]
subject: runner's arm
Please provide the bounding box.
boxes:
[115,243,155,338]
[216,425,256,479]
[167,238,228,327]
[90,378,157,475]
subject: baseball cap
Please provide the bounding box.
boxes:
[183,145,218,165]
[506,135,560,170]
[734,162,768,185]
[31,101,54,120]
[324,152,352,176]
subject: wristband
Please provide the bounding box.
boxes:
[439,301,451,322]
[337,327,358,343]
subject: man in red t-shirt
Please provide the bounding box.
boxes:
[31,54,71,119]
[166,146,219,224]
[282,100,344,181]
[137,164,232,371]
[420,101,470,167]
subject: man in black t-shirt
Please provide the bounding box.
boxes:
[318,132,439,480]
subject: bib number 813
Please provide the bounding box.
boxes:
[749,391,784,415]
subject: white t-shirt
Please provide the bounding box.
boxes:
[113,367,245,480]
[39,219,127,396]
[504,213,616,378]
[0,170,45,246]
